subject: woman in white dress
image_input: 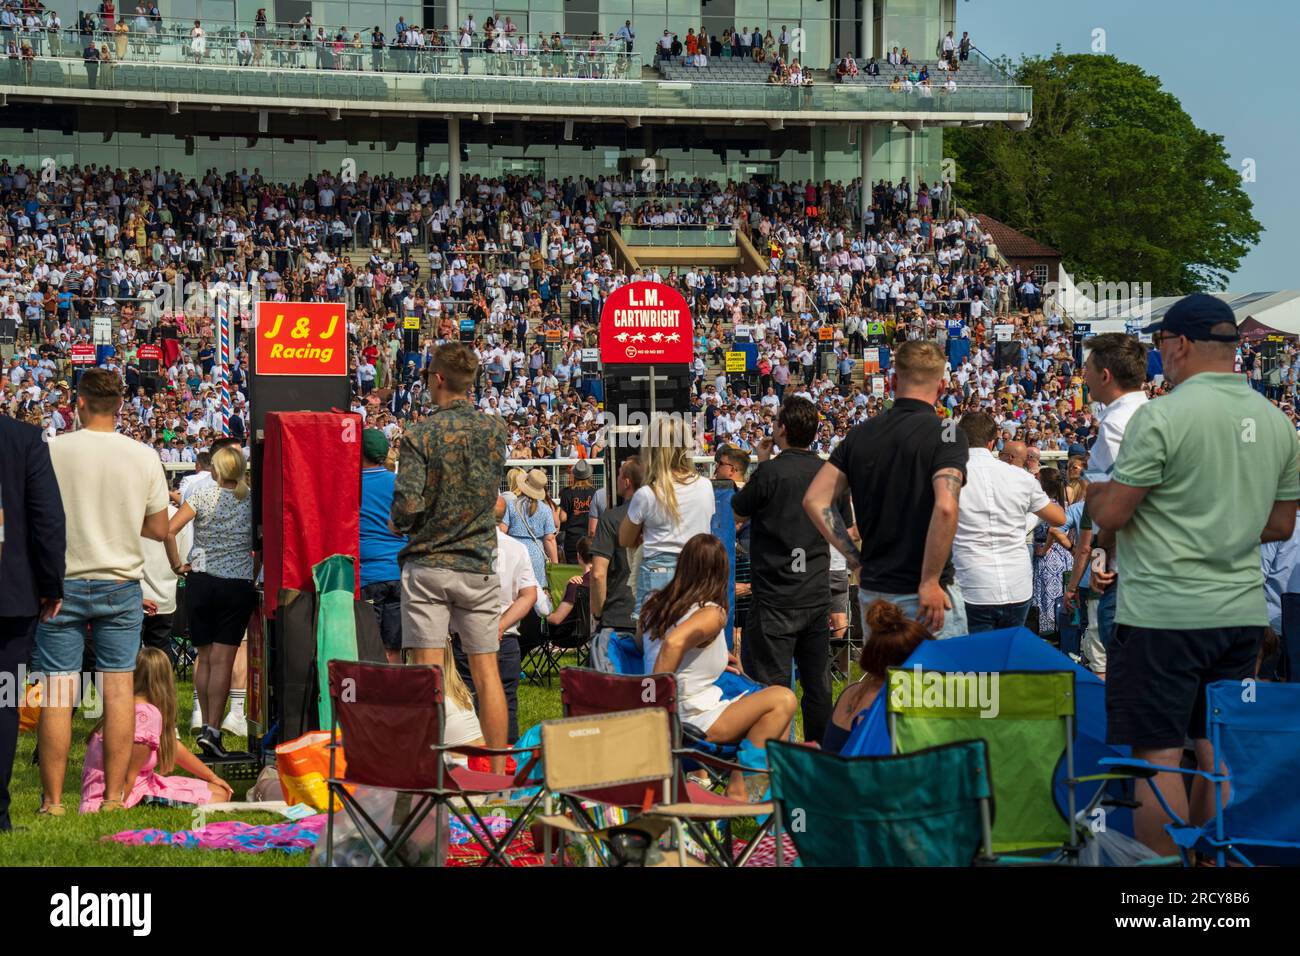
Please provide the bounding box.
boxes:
[190,20,205,63]
[640,534,796,801]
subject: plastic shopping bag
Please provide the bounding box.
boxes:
[276,731,348,812]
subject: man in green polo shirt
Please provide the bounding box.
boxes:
[1087,294,1300,854]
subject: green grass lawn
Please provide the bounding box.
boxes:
[1,653,849,866]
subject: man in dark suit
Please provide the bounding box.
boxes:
[0,416,66,832]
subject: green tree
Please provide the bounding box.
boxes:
[945,51,1260,294]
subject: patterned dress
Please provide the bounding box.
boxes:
[1031,522,1073,636]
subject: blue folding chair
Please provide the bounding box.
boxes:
[1101,680,1300,866]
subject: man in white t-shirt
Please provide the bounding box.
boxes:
[953,411,1066,632]
[36,368,170,816]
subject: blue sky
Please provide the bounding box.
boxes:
[960,0,1296,292]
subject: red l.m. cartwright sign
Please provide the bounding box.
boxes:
[599,282,693,364]
[254,302,347,376]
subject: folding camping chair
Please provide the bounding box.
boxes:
[324,660,545,867]
[559,667,775,866]
[1100,680,1300,867]
[768,738,996,866]
[887,668,1109,862]
[521,563,589,685]
[535,708,699,867]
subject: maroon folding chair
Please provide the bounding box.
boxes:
[557,667,775,867]
[325,660,543,867]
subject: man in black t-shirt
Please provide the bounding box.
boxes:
[558,460,596,563]
[734,397,850,742]
[805,340,970,638]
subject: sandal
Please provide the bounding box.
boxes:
[37,803,66,817]
[99,799,125,812]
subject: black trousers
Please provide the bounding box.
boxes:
[0,616,36,831]
[741,600,832,744]
[452,634,521,744]
[141,612,174,659]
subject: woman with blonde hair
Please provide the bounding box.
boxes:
[165,444,256,759]
[620,415,715,618]
[81,648,233,812]
[501,466,527,514]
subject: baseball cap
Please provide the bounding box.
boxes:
[361,428,389,463]
[1141,293,1239,342]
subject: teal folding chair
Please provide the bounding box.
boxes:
[769,739,995,866]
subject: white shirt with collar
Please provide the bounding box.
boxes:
[1087,389,1148,478]
[952,447,1052,605]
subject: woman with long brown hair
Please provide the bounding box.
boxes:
[640,534,796,801]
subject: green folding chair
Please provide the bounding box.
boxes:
[521,563,589,684]
[887,668,1091,862]
[769,739,995,867]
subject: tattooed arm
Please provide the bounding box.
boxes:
[803,462,861,574]
[917,466,962,632]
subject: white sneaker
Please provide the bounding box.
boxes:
[221,713,248,738]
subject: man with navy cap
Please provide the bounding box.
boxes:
[1087,293,1300,854]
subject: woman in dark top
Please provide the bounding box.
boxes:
[821,600,931,754]
[557,460,596,564]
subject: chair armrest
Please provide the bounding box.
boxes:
[672,747,749,777]
[1097,758,1225,783]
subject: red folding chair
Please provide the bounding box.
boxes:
[325,660,543,867]
[558,667,775,867]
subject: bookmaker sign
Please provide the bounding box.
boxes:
[599,282,693,364]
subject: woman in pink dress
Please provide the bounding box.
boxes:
[81,648,232,813]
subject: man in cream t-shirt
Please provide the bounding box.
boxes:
[35,368,170,816]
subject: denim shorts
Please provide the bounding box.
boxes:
[634,552,679,622]
[856,580,968,640]
[35,579,144,674]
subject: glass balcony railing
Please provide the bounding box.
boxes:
[622,227,737,247]
[0,56,1032,116]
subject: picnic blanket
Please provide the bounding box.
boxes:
[107,816,327,854]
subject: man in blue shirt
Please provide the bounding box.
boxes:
[359,430,407,662]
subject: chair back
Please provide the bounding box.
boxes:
[1207,680,1300,861]
[548,585,592,650]
[545,562,585,610]
[768,738,994,866]
[540,708,672,800]
[561,667,678,719]
[328,660,445,790]
[887,668,1075,854]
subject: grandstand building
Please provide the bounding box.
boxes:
[0,0,1028,201]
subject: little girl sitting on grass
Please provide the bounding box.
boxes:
[81,648,233,813]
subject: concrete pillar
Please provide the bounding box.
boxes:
[908,125,916,192]
[858,0,870,60]
[447,0,458,32]
[448,116,461,205]
[858,121,872,220]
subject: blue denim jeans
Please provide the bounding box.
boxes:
[857,580,968,640]
[634,551,679,622]
[963,599,1031,634]
[35,579,144,674]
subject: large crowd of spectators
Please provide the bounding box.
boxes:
[3,158,1299,478]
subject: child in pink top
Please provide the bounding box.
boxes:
[81,648,232,813]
